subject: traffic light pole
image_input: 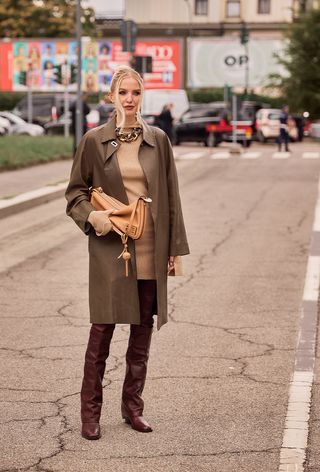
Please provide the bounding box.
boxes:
[244,43,249,97]
[75,0,83,149]
[27,66,33,124]
[62,63,71,138]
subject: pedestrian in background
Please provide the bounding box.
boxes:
[65,65,189,440]
[97,94,113,126]
[157,103,174,143]
[69,93,90,154]
[278,104,290,152]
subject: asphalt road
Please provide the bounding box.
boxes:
[1,141,320,472]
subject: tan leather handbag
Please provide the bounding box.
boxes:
[90,187,152,276]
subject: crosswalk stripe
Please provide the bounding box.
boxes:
[273,152,290,159]
[241,152,261,159]
[175,151,204,160]
[210,152,230,159]
[302,152,320,159]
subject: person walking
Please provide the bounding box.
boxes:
[65,65,189,440]
[278,104,290,152]
[157,103,174,143]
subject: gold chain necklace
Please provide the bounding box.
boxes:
[115,127,142,143]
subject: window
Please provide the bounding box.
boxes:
[226,0,241,17]
[258,0,271,14]
[195,0,208,15]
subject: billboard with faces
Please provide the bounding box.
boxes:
[0,38,182,92]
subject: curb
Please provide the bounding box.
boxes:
[0,182,68,219]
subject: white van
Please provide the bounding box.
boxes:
[142,89,189,121]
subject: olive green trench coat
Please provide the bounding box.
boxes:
[65,116,189,330]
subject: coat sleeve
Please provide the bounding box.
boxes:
[164,134,190,257]
[65,133,95,235]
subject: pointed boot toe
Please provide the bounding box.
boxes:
[123,412,153,433]
[81,422,101,440]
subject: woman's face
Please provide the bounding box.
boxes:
[115,76,141,120]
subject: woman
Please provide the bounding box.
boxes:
[65,65,189,440]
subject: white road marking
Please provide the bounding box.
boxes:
[312,183,320,231]
[210,152,230,159]
[302,256,320,301]
[278,173,320,470]
[273,152,290,159]
[241,152,261,159]
[302,152,320,159]
[175,151,205,160]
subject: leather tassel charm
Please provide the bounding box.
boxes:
[122,245,131,277]
[118,235,131,277]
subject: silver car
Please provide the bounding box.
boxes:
[0,111,44,136]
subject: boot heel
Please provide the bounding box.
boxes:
[123,416,131,425]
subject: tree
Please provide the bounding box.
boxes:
[0,0,96,38]
[271,8,320,117]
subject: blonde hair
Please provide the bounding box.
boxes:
[109,65,144,129]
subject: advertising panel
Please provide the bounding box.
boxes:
[0,42,13,91]
[0,38,182,92]
[188,38,286,89]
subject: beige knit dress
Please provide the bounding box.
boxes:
[116,131,156,280]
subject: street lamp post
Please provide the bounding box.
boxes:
[75,0,83,148]
[183,0,192,89]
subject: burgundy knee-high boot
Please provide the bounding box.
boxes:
[121,280,156,433]
[81,323,115,440]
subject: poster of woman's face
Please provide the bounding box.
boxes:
[84,41,98,58]
[99,42,111,58]
[13,42,28,88]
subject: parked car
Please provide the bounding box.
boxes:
[172,104,253,147]
[12,93,76,126]
[0,116,11,135]
[0,111,44,136]
[255,108,298,143]
[44,108,99,135]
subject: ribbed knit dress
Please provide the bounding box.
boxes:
[116,130,156,280]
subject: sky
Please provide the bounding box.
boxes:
[85,0,124,16]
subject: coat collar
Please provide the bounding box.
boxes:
[100,115,156,148]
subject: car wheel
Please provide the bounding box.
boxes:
[257,130,267,143]
[241,140,252,148]
[206,132,218,147]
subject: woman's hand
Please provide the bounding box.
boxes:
[167,256,175,275]
[87,210,114,236]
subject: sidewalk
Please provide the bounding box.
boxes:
[0,159,72,218]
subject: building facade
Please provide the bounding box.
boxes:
[96,0,309,91]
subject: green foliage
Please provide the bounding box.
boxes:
[272,9,320,118]
[0,92,25,111]
[187,89,224,103]
[0,136,73,171]
[187,88,284,108]
[0,0,96,38]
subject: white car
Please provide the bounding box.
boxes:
[255,108,298,142]
[0,116,10,134]
[0,111,44,137]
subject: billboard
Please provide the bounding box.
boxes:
[188,37,286,89]
[0,38,182,92]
